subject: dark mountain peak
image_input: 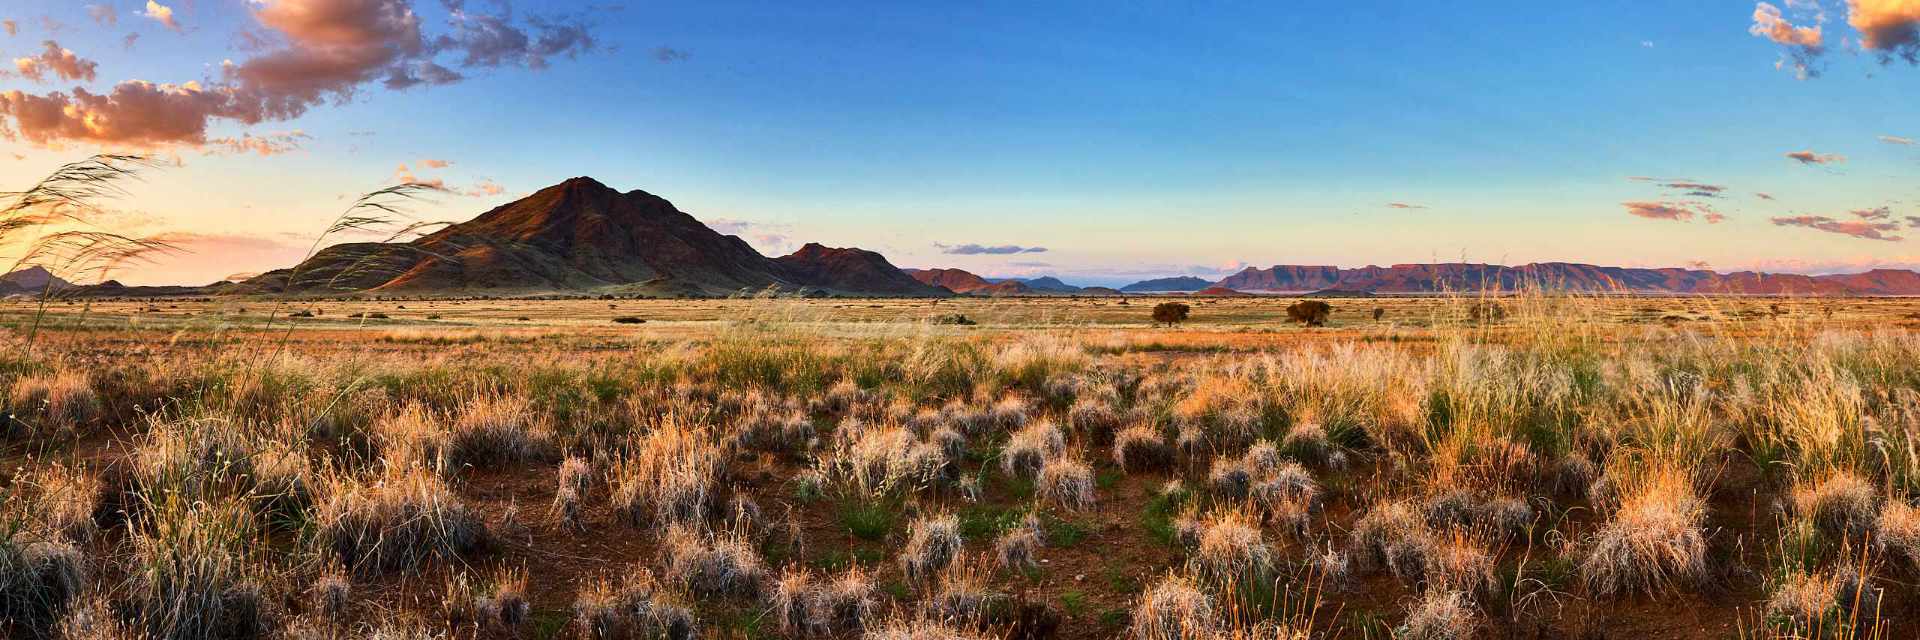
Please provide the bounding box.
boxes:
[0,265,69,292]
[239,179,933,296]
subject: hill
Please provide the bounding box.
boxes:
[241,178,940,297]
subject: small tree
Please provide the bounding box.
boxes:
[1286,301,1332,327]
[1152,302,1191,326]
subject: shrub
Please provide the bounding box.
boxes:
[1877,500,1920,570]
[1286,301,1332,327]
[612,316,646,324]
[443,394,555,467]
[446,567,531,632]
[812,565,878,634]
[768,567,814,636]
[924,559,999,624]
[1151,302,1191,327]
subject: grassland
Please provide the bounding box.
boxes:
[3,293,1920,640]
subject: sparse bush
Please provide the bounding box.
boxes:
[1151,302,1191,327]
[1190,508,1274,582]
[995,526,1041,572]
[1286,301,1331,327]
[1789,470,1880,538]
[1877,500,1920,570]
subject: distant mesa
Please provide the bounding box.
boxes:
[1119,276,1212,293]
[1211,263,1920,296]
[1302,288,1375,298]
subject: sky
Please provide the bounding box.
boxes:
[1,1,1919,287]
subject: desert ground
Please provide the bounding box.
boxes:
[4,293,1920,640]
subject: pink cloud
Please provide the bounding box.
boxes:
[1771,214,1904,241]
[1785,149,1845,165]
[11,40,98,83]
[1848,0,1920,64]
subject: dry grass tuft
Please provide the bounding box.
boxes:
[573,568,697,640]
[1113,424,1173,472]
[1128,573,1216,640]
[1189,508,1274,582]
[609,415,727,527]
[1580,469,1707,597]
[1001,419,1065,479]
[1397,589,1478,640]
[1038,455,1096,510]
[657,525,766,597]
[900,513,964,584]
[315,469,489,576]
[1790,470,1880,538]
[5,371,98,436]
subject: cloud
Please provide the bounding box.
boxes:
[2,20,16,37]
[391,162,447,190]
[1786,149,1846,164]
[1847,0,1920,64]
[1685,260,1712,269]
[1660,180,1726,196]
[86,5,117,27]
[1623,200,1719,222]
[208,130,310,156]
[143,1,182,32]
[1851,206,1893,220]
[1907,215,1920,228]
[1756,192,1776,200]
[1882,134,1916,145]
[465,178,503,197]
[0,0,600,151]
[935,243,1049,255]
[11,41,98,83]
[1751,1,1825,78]
[1771,214,1904,240]
[651,46,689,63]
[1705,212,1728,224]
[432,3,597,70]
[123,32,139,50]
[419,158,451,168]
[1386,202,1426,209]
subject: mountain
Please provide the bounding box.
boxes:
[242,177,940,297]
[1018,277,1082,293]
[1211,263,1920,295]
[776,244,946,296]
[907,269,1090,295]
[0,266,69,295]
[907,268,996,294]
[1120,276,1212,293]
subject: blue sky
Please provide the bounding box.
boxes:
[2,0,1918,286]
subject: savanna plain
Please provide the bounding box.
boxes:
[5,294,1920,640]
